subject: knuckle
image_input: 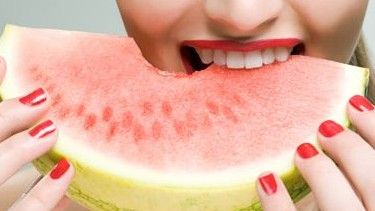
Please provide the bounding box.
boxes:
[4,133,34,161]
[17,142,32,155]
[0,104,23,139]
[0,113,13,134]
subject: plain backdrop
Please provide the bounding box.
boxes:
[0,1,374,63]
[0,2,372,210]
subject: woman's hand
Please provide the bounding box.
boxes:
[0,57,74,211]
[256,95,375,211]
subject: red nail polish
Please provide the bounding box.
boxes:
[319,120,344,138]
[28,120,56,139]
[19,88,47,106]
[349,95,374,112]
[259,173,277,195]
[50,158,70,179]
[297,143,318,159]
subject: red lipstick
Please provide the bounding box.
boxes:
[182,38,301,52]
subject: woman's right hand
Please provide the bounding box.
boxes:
[255,95,375,211]
[0,56,74,211]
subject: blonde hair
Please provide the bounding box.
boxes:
[349,34,374,103]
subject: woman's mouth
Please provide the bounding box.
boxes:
[180,38,305,74]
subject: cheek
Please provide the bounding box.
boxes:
[290,0,368,61]
[291,0,367,33]
[119,1,193,36]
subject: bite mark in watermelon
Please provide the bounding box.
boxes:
[0,25,369,211]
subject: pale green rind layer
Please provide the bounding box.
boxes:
[33,153,310,211]
[0,25,369,210]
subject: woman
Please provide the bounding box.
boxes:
[1,0,374,210]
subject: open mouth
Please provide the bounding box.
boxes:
[180,39,305,74]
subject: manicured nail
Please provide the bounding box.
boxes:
[50,158,70,179]
[297,143,318,159]
[319,120,344,138]
[19,88,47,106]
[28,120,56,139]
[349,95,374,112]
[259,173,277,195]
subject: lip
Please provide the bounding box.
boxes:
[181,38,302,52]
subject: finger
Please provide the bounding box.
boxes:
[0,87,50,141]
[295,143,365,211]
[0,120,57,184]
[318,120,375,210]
[256,172,297,211]
[22,175,44,197]
[9,159,74,211]
[347,95,375,147]
[294,192,319,210]
[52,196,71,211]
[0,165,40,210]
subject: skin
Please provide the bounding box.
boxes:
[116,0,368,73]
[0,57,75,210]
[0,1,373,210]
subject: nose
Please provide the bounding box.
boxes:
[203,0,284,37]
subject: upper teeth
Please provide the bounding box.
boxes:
[196,47,292,69]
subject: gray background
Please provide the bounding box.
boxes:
[0,0,374,63]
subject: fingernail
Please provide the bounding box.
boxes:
[50,158,70,179]
[259,173,277,195]
[297,143,318,159]
[19,88,47,106]
[349,95,374,112]
[318,120,344,138]
[28,120,56,139]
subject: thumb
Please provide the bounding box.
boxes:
[52,196,71,211]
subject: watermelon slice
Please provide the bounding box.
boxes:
[0,25,369,211]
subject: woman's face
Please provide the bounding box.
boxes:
[116,0,368,73]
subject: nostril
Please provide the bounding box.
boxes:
[204,0,283,37]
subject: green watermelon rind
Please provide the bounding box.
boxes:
[32,153,311,211]
[0,24,370,211]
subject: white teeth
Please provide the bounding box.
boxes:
[200,49,213,64]
[213,50,226,66]
[226,51,245,69]
[261,49,275,65]
[194,46,291,70]
[274,47,289,62]
[245,51,263,69]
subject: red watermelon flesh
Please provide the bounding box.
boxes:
[0,25,369,210]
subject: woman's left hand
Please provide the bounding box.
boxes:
[256,95,375,211]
